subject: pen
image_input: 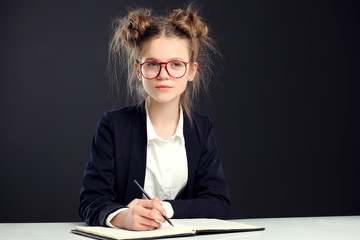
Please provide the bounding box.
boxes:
[133,180,174,227]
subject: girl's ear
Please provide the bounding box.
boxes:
[188,61,198,81]
[134,62,142,81]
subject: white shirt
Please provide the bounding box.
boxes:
[144,101,188,204]
[106,102,188,227]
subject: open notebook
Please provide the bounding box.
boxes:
[71,218,265,240]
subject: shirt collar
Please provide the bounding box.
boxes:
[145,99,184,144]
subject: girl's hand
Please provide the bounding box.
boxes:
[110,197,167,231]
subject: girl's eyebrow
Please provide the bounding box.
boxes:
[143,57,187,62]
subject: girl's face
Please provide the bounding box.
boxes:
[136,37,197,105]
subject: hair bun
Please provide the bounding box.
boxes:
[168,7,208,41]
[117,9,155,49]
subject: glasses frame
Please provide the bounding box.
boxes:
[139,60,189,80]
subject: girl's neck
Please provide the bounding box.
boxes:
[147,97,181,139]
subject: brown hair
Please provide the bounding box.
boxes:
[108,4,219,123]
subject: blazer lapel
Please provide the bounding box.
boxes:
[183,113,201,197]
[125,102,147,203]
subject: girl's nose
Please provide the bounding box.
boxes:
[157,64,170,80]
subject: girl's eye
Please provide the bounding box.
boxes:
[145,62,158,67]
[169,61,183,68]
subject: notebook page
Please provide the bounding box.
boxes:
[75,224,194,240]
[170,218,262,231]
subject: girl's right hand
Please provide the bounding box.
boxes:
[110,197,167,231]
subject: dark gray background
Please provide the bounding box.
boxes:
[1,0,359,222]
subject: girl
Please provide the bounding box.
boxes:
[79,4,231,231]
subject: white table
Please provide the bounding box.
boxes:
[1,216,359,240]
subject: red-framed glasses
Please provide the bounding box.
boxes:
[139,60,189,79]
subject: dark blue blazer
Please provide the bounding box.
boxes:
[79,102,231,226]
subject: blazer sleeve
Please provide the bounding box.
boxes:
[167,117,231,219]
[79,112,126,226]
